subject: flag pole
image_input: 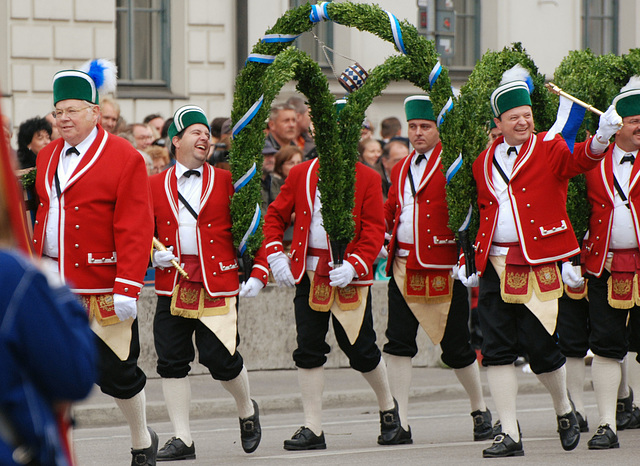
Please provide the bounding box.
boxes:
[545,82,604,116]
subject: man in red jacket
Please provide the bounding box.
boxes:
[150,105,268,460]
[260,101,401,449]
[382,95,492,444]
[33,63,157,465]
[582,77,640,450]
[462,64,618,458]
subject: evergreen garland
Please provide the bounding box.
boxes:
[230,1,452,256]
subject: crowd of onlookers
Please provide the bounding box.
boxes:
[6,95,415,210]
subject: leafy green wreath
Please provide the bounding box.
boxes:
[229,1,453,259]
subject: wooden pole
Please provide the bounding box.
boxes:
[152,237,189,279]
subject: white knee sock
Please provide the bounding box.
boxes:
[385,354,412,429]
[536,365,572,416]
[115,390,151,449]
[592,355,621,431]
[361,359,395,412]
[627,352,640,396]
[162,377,192,447]
[297,367,324,436]
[618,355,630,399]
[220,366,254,419]
[453,361,487,413]
[565,357,587,418]
[487,364,520,442]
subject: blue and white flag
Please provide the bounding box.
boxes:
[543,95,587,153]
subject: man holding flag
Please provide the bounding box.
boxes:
[581,76,640,450]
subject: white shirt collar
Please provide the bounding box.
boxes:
[175,161,204,179]
[62,126,98,157]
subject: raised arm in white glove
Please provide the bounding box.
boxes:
[592,105,623,152]
[239,277,264,297]
[329,262,356,288]
[561,261,584,289]
[267,251,296,287]
[113,293,137,321]
[456,265,479,288]
[152,246,177,268]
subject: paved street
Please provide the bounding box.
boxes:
[72,368,640,465]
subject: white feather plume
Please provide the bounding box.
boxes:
[621,76,640,93]
[500,64,530,85]
[79,59,118,95]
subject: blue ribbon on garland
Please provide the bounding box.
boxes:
[386,11,406,55]
[459,204,473,232]
[238,204,262,255]
[446,153,463,184]
[429,61,442,88]
[232,95,264,138]
[234,162,257,193]
[310,2,331,23]
[261,33,300,43]
[246,53,276,64]
[437,97,453,128]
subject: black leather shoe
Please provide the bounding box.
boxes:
[157,437,195,461]
[377,426,412,445]
[557,411,580,451]
[131,427,159,466]
[283,427,326,451]
[616,387,634,430]
[482,433,524,458]
[587,424,619,450]
[576,411,589,433]
[377,399,402,445]
[627,406,640,429]
[239,399,262,453]
[471,409,493,441]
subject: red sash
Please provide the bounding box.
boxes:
[499,244,562,303]
[608,249,640,309]
[171,255,229,318]
[307,248,362,311]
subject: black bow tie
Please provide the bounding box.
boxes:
[415,153,426,165]
[66,147,79,156]
[184,169,201,178]
[507,146,518,156]
[621,154,635,165]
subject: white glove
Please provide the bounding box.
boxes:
[377,245,389,260]
[457,265,479,288]
[329,262,356,288]
[153,246,176,268]
[113,293,137,321]
[267,252,295,287]
[239,277,264,298]
[595,105,622,142]
[561,262,584,288]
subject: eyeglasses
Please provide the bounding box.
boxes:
[53,105,93,119]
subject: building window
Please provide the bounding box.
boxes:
[289,0,333,68]
[431,0,481,69]
[116,0,170,87]
[582,0,618,55]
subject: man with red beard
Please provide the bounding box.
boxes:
[150,105,267,460]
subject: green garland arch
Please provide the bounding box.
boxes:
[229,1,452,258]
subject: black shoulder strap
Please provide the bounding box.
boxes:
[178,191,199,220]
[492,155,510,185]
[613,174,631,210]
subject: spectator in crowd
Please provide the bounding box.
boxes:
[146,144,171,175]
[379,116,410,149]
[132,123,155,152]
[380,139,409,200]
[286,96,315,157]
[263,103,298,158]
[358,137,383,168]
[100,97,121,134]
[210,117,229,145]
[45,111,61,140]
[16,116,52,169]
[208,134,231,171]
[361,120,374,140]
[269,145,303,202]
[144,113,165,137]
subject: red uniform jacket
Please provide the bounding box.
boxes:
[33,126,153,298]
[384,143,457,274]
[263,158,385,285]
[150,164,269,296]
[472,132,605,275]
[583,145,640,276]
